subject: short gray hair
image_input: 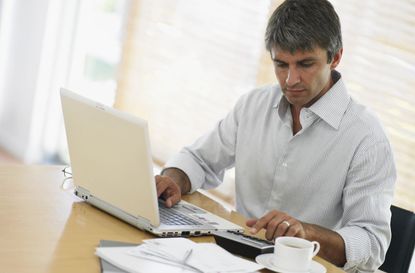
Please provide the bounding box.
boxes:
[265,0,342,63]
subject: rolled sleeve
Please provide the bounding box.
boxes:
[164,152,206,193]
[337,226,377,272]
[337,139,395,272]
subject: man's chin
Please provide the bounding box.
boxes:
[285,95,307,107]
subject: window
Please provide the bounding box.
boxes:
[115,0,271,163]
[66,0,128,104]
[331,0,415,211]
[57,0,129,163]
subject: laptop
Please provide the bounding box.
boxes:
[60,88,244,237]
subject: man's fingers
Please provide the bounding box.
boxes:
[246,219,260,233]
[155,175,174,197]
[248,212,277,234]
[155,175,182,207]
[285,223,299,237]
[246,219,257,227]
[264,218,287,240]
[165,198,172,208]
[165,193,180,208]
[252,212,279,234]
[247,210,304,241]
[156,179,169,197]
[270,220,290,239]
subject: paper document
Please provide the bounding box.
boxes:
[96,238,263,273]
[99,240,138,273]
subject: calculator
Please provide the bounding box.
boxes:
[212,230,274,259]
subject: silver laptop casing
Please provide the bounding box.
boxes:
[60,88,243,237]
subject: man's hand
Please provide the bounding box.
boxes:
[155,168,192,208]
[246,210,306,240]
[155,175,182,208]
[246,209,346,267]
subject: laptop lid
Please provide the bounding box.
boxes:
[60,88,160,227]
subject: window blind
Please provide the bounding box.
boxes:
[115,0,271,163]
[330,0,415,211]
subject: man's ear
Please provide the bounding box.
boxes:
[330,48,343,69]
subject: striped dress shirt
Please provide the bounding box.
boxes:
[165,71,396,272]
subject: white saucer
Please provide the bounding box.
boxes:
[255,253,327,273]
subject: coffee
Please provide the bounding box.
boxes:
[284,243,303,248]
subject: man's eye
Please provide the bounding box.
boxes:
[300,62,314,68]
[275,62,288,68]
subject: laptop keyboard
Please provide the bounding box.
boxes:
[159,206,202,226]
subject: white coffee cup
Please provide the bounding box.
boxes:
[272,237,320,272]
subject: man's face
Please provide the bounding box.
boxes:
[271,46,342,109]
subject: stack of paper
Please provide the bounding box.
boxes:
[96,238,264,273]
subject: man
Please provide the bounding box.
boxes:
[156,0,396,272]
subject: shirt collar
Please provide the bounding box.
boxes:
[273,71,351,130]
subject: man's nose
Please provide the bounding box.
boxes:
[286,67,301,87]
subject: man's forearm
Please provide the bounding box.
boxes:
[303,223,346,267]
[161,168,192,194]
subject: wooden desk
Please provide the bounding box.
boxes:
[0,165,343,273]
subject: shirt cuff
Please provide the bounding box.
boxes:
[337,226,371,272]
[164,152,206,193]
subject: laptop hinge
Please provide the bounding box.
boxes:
[75,186,152,230]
